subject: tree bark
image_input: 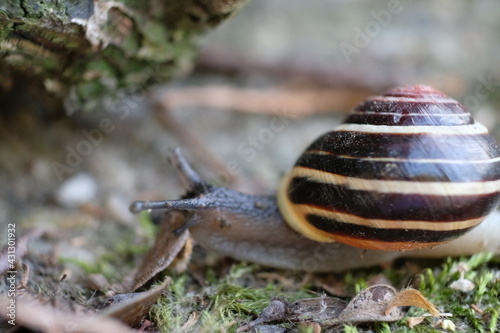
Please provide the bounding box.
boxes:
[0,0,248,113]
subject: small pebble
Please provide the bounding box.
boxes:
[55,173,97,207]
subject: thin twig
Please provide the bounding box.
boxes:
[196,47,399,89]
[158,85,374,117]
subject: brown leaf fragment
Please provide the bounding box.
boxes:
[0,294,135,333]
[322,284,404,327]
[181,311,199,330]
[407,316,425,328]
[100,277,170,327]
[159,86,373,117]
[239,286,441,330]
[20,263,30,287]
[288,296,348,322]
[237,299,289,332]
[129,212,190,291]
[238,296,348,332]
[385,288,440,318]
[470,303,483,314]
[138,319,153,331]
[171,234,193,273]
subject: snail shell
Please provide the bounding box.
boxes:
[278,85,500,251]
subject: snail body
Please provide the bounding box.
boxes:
[131,85,500,272]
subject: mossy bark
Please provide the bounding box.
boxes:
[0,0,248,113]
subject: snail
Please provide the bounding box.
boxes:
[130,85,500,272]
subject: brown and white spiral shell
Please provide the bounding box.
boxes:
[278,85,500,251]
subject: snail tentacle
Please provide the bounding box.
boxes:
[129,197,213,214]
[130,148,214,214]
[168,147,210,194]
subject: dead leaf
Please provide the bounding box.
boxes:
[20,263,30,287]
[100,277,170,327]
[289,296,348,322]
[385,288,440,317]
[322,284,404,327]
[0,294,134,333]
[407,316,425,328]
[171,234,193,273]
[237,296,348,332]
[129,212,190,291]
[181,311,199,330]
[470,304,483,314]
[239,285,443,330]
[237,299,289,332]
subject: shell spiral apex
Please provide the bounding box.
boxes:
[278,85,500,251]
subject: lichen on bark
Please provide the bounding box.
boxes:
[0,0,248,113]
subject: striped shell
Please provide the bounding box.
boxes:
[278,85,500,251]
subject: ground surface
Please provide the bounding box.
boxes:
[1,1,500,332]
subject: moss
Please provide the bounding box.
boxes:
[409,253,499,332]
[150,263,312,332]
[146,253,500,332]
[343,325,360,333]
